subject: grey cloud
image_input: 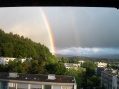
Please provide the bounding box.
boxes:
[43,7,119,48]
[56,47,119,56]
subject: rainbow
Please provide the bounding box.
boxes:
[40,8,56,56]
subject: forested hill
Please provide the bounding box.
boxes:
[67,56,119,63]
[0,29,58,63]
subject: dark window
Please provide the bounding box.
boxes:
[44,85,51,89]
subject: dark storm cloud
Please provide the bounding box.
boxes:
[43,7,119,48]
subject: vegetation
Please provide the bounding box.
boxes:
[67,56,119,63]
[0,29,57,61]
[64,61,101,89]
[0,29,103,89]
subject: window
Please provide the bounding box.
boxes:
[44,85,51,89]
[62,86,73,89]
[8,82,16,88]
[31,84,42,89]
[17,83,28,89]
[53,85,61,89]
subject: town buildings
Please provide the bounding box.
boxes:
[64,60,85,69]
[0,72,77,89]
[0,57,32,65]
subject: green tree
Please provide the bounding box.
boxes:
[65,68,85,89]
[55,63,66,75]
[5,59,18,72]
[45,63,66,75]
[82,61,96,76]
[29,60,39,74]
[12,64,26,73]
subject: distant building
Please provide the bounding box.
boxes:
[0,72,77,89]
[19,58,26,63]
[95,62,107,67]
[78,60,85,66]
[101,69,118,89]
[26,57,33,61]
[0,57,33,65]
[64,63,80,69]
[0,57,16,65]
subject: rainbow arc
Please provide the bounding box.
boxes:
[40,8,56,56]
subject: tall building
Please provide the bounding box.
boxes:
[101,70,117,89]
[95,67,106,77]
[0,72,77,89]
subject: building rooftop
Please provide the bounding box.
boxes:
[102,70,118,76]
[0,73,75,83]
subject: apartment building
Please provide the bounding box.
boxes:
[95,67,106,77]
[0,72,77,89]
[0,57,16,65]
[64,63,80,69]
[0,57,33,65]
[101,70,117,89]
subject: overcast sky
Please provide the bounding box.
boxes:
[0,7,119,56]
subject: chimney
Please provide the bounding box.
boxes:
[48,74,56,80]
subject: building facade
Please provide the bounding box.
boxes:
[0,57,33,65]
[101,70,117,89]
[64,63,80,69]
[0,73,77,89]
[95,67,106,77]
[95,62,107,68]
[0,57,16,65]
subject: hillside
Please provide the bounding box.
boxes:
[67,56,119,63]
[0,29,58,63]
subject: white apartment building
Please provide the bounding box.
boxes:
[0,57,16,65]
[64,63,80,69]
[0,73,77,89]
[0,57,32,65]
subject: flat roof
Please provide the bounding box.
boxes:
[102,70,117,76]
[0,73,75,83]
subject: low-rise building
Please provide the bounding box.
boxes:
[0,72,77,89]
[19,58,26,63]
[0,57,16,65]
[64,63,80,69]
[95,62,107,67]
[0,57,32,65]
